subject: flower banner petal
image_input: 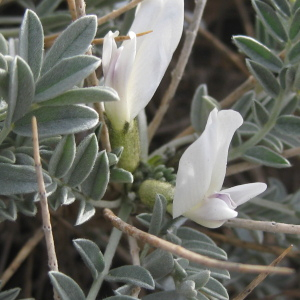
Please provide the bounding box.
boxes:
[127,0,184,121]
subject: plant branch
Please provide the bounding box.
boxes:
[225,218,300,234]
[75,0,111,152]
[86,202,133,300]
[32,116,59,300]
[0,228,44,288]
[98,0,143,26]
[148,0,207,143]
[103,208,293,275]
[232,246,293,300]
[66,0,77,20]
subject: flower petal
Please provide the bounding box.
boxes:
[126,0,184,121]
[184,197,238,228]
[173,109,219,218]
[206,110,243,195]
[221,182,267,206]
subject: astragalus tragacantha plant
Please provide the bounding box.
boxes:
[0,0,300,299]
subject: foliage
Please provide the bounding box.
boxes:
[0,0,300,299]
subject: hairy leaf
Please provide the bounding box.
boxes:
[73,239,105,279]
[75,200,95,226]
[41,16,97,74]
[244,146,290,168]
[0,288,20,300]
[6,56,34,127]
[276,115,300,135]
[19,9,44,80]
[13,105,98,137]
[0,163,52,195]
[35,56,101,102]
[106,266,155,290]
[49,271,85,300]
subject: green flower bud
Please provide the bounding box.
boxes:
[139,179,174,208]
[108,118,140,173]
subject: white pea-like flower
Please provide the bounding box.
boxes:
[173,109,267,228]
[102,0,184,130]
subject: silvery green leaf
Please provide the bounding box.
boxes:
[188,271,210,289]
[0,34,8,55]
[288,40,300,64]
[104,296,138,300]
[252,100,269,126]
[191,84,219,133]
[39,86,119,106]
[49,271,85,300]
[173,259,188,280]
[178,280,197,298]
[15,153,35,166]
[106,266,155,290]
[40,13,72,31]
[73,238,105,279]
[0,149,15,163]
[289,8,300,41]
[246,59,280,98]
[48,187,65,210]
[75,200,95,225]
[16,199,37,216]
[196,292,210,300]
[182,241,227,261]
[81,151,109,201]
[176,227,215,245]
[136,213,152,228]
[19,10,44,80]
[199,277,229,300]
[0,163,52,195]
[276,115,300,135]
[231,91,254,118]
[49,135,76,178]
[233,36,282,72]
[143,249,174,279]
[244,146,290,168]
[0,199,17,221]
[238,121,260,136]
[189,265,230,280]
[0,288,20,300]
[271,0,291,17]
[35,55,101,102]
[107,152,119,166]
[110,168,133,183]
[272,128,300,147]
[64,134,98,187]
[142,291,185,300]
[148,194,167,235]
[36,0,62,16]
[262,134,283,152]
[280,95,299,115]
[252,0,288,42]
[6,56,34,127]
[41,16,97,74]
[13,105,98,137]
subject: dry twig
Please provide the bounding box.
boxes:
[233,246,293,300]
[32,116,59,300]
[75,0,111,152]
[0,228,44,288]
[66,0,77,20]
[225,218,300,234]
[103,208,293,275]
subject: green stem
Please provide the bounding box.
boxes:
[0,125,12,146]
[86,201,132,300]
[229,92,284,161]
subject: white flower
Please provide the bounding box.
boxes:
[102,0,184,130]
[173,109,267,228]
